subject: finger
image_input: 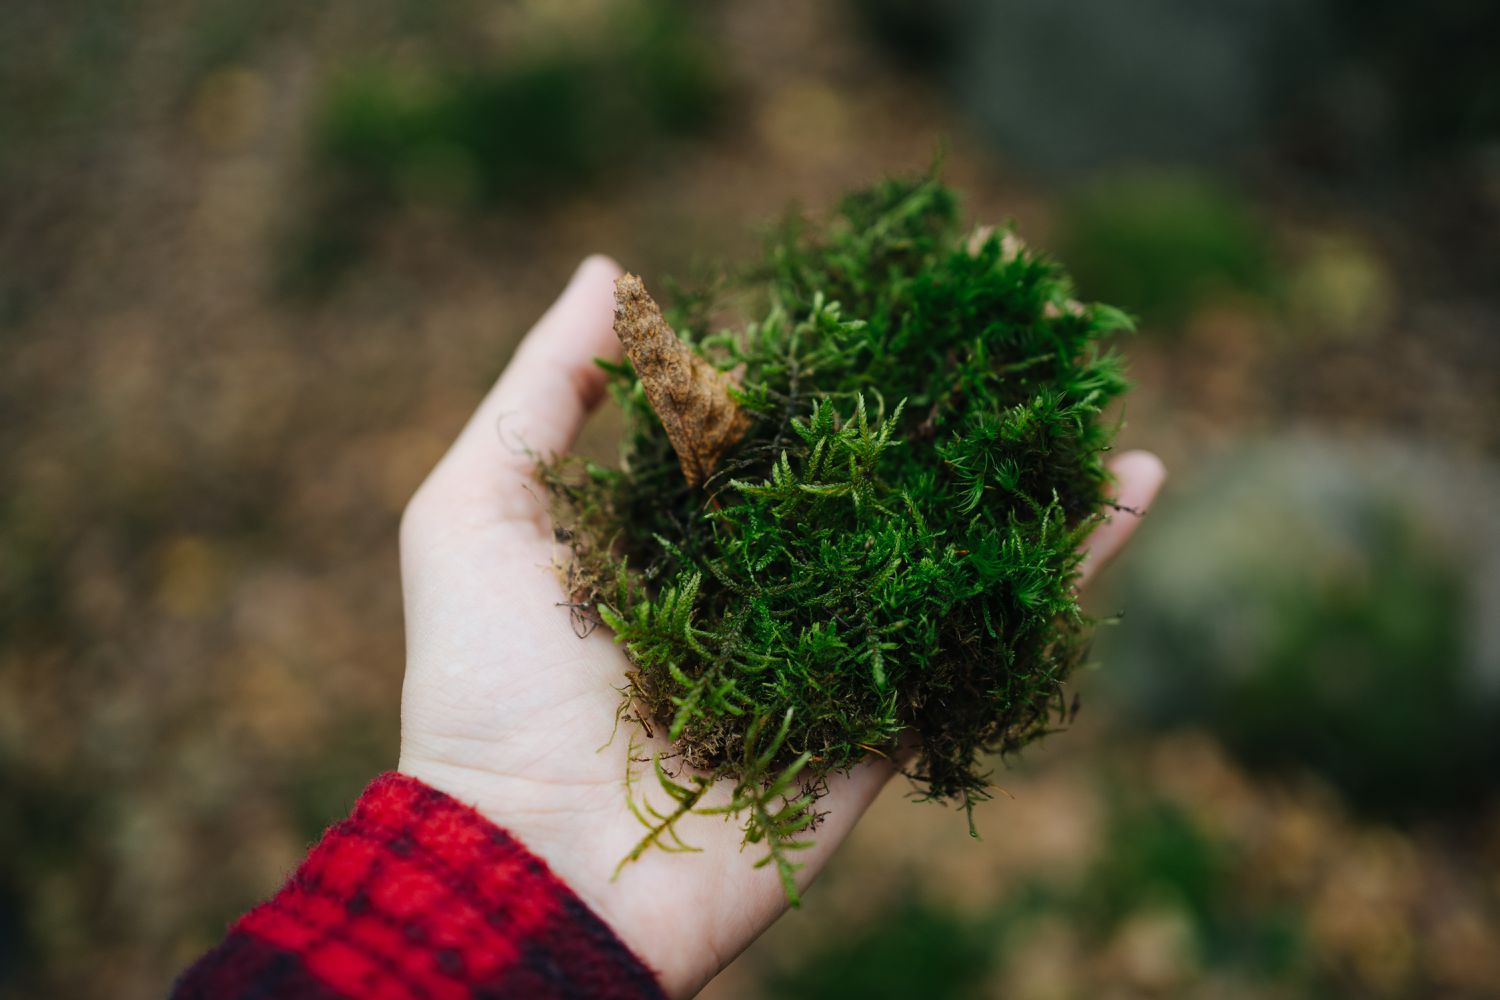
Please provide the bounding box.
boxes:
[423,254,624,506]
[1077,450,1166,588]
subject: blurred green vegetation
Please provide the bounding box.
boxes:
[1213,511,1478,815]
[285,0,724,295]
[1079,798,1304,980]
[179,0,295,88]
[1056,173,1276,331]
[0,1,129,167]
[766,894,994,999]
[0,770,99,988]
[769,792,1311,998]
[0,0,132,328]
[1097,441,1500,821]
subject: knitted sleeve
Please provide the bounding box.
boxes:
[172,773,665,1000]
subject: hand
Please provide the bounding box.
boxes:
[396,256,1165,998]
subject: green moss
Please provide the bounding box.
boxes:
[546,176,1131,896]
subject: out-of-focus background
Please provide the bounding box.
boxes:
[3,1,1498,996]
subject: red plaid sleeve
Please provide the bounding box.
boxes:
[173,773,665,1000]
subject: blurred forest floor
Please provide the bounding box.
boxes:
[2,2,1498,997]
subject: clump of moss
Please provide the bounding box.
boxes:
[545,175,1132,898]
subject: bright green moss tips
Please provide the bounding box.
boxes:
[543,175,1132,900]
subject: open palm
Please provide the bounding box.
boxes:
[396,256,1164,998]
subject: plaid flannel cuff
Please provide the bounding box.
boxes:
[174,772,664,1000]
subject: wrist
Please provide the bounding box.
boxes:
[397,753,727,999]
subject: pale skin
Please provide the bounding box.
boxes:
[398,255,1166,998]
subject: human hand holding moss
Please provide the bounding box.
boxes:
[397,182,1164,998]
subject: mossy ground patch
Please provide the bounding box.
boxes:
[543,175,1132,899]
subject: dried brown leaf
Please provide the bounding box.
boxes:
[613,273,751,487]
